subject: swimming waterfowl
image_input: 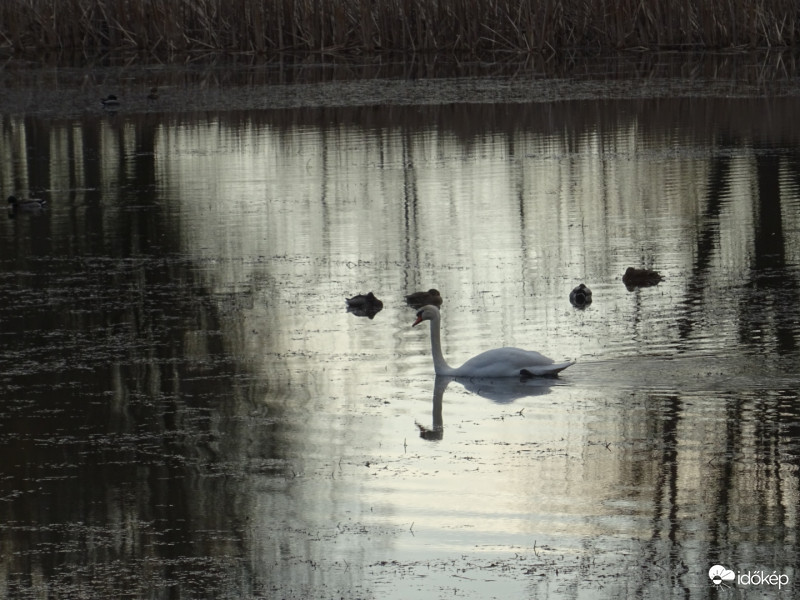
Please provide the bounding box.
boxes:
[569,283,592,308]
[101,94,120,108]
[412,305,573,377]
[346,292,384,319]
[405,288,443,308]
[147,87,158,101]
[622,267,664,289]
[346,292,383,308]
[7,195,47,214]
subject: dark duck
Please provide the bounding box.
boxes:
[346,292,384,319]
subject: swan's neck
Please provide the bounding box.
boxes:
[429,314,457,376]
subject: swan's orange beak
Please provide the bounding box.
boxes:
[412,314,423,327]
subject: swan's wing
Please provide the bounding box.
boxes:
[457,347,562,377]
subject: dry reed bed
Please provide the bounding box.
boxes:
[1,0,799,54]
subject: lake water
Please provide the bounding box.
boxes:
[1,54,800,599]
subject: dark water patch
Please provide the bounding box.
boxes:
[4,553,250,600]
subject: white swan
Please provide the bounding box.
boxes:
[412,305,574,377]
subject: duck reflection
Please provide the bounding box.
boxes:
[416,374,559,441]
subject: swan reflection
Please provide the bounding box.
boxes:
[416,374,560,441]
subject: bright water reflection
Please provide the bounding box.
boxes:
[2,79,800,598]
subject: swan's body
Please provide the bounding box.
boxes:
[412,305,573,377]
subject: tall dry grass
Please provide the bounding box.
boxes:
[1,0,798,55]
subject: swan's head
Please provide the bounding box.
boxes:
[412,305,440,327]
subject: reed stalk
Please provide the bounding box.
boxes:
[1,0,798,55]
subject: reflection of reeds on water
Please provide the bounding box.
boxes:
[2,0,798,54]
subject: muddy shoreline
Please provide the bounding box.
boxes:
[2,51,800,119]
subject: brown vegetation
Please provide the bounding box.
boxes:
[1,0,799,56]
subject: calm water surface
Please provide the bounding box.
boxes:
[2,56,800,599]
